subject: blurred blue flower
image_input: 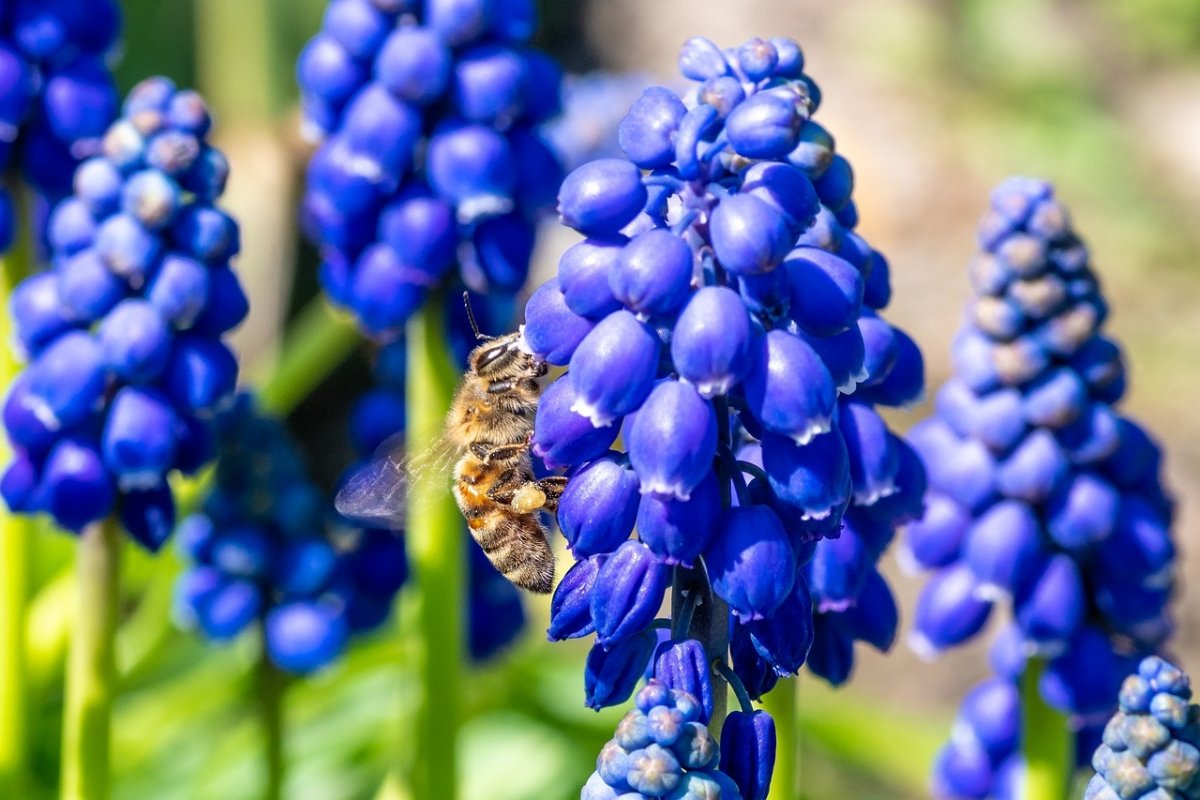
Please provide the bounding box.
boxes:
[298,0,564,339]
[0,1,122,250]
[175,394,407,674]
[908,178,1178,798]
[2,78,247,541]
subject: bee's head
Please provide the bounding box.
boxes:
[469,334,546,380]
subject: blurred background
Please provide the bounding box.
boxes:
[18,0,1199,797]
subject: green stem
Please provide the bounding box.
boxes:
[252,300,360,417]
[1022,658,1073,800]
[764,679,797,800]
[257,631,285,800]
[60,518,120,800]
[194,0,282,121]
[406,296,463,800]
[673,566,729,735]
[0,192,33,796]
[0,513,29,796]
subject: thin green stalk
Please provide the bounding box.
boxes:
[257,631,285,800]
[252,300,360,417]
[0,195,32,795]
[1022,658,1073,800]
[764,679,797,800]
[673,566,729,734]
[61,518,121,800]
[194,0,282,121]
[406,296,463,800]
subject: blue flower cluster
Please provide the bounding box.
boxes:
[177,394,408,674]
[582,680,745,800]
[2,78,249,542]
[1087,656,1200,800]
[532,34,925,705]
[0,0,122,248]
[345,331,526,661]
[297,0,563,339]
[905,179,1176,797]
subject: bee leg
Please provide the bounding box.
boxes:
[536,476,568,513]
[486,470,523,505]
[478,442,529,466]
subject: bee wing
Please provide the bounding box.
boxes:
[334,432,460,529]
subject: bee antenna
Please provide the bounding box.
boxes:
[463,291,492,341]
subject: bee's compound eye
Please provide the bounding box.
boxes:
[474,341,518,374]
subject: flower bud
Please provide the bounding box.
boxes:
[374,26,452,104]
[740,161,818,237]
[569,310,660,427]
[706,505,796,620]
[807,614,854,685]
[670,286,754,398]
[1095,497,1173,588]
[532,377,620,469]
[1014,554,1084,653]
[626,380,717,500]
[908,419,996,514]
[98,300,172,384]
[901,491,969,571]
[806,526,868,613]
[1022,368,1086,428]
[963,499,1044,599]
[265,601,349,674]
[1040,627,1124,718]
[677,37,729,81]
[591,540,670,647]
[1046,472,1118,551]
[377,186,456,274]
[585,627,659,710]
[611,228,694,317]
[339,84,421,178]
[162,335,238,415]
[427,121,515,220]
[618,87,687,169]
[37,437,115,532]
[958,677,1019,760]
[102,387,178,491]
[725,91,802,159]
[814,154,854,212]
[520,278,594,366]
[121,485,176,553]
[854,326,923,407]
[839,401,899,505]
[720,710,776,800]
[11,273,72,356]
[194,577,262,641]
[1058,403,1121,464]
[25,330,108,431]
[451,44,530,125]
[995,429,1068,504]
[743,330,835,445]
[761,428,851,521]
[836,569,898,652]
[709,194,792,276]
[558,236,625,320]
[910,563,993,658]
[637,470,720,567]
[931,736,993,800]
[742,574,814,675]
[785,248,863,337]
[654,640,714,724]
[559,454,639,557]
[730,623,780,701]
[558,158,647,236]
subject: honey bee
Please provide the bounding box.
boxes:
[335,298,565,593]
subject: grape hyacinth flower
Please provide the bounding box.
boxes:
[582,680,744,799]
[2,78,249,542]
[298,0,564,339]
[527,34,925,796]
[1085,656,1200,800]
[176,394,407,673]
[906,178,1176,798]
[0,0,122,250]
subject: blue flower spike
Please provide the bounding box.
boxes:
[298,3,564,338]
[176,395,407,674]
[548,34,927,800]
[909,178,1178,797]
[2,79,249,542]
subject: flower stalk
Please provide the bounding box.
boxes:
[406,295,463,800]
[1021,657,1073,800]
[258,627,286,800]
[61,517,121,800]
[0,213,31,796]
[764,680,797,800]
